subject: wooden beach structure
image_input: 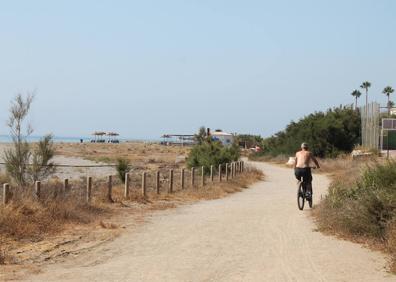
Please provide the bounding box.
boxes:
[91,131,120,143]
[161,134,195,146]
[107,132,120,143]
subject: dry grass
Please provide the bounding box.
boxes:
[0,189,109,265]
[312,156,396,272]
[0,172,10,185]
[0,197,107,240]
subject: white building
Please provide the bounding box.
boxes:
[211,131,234,146]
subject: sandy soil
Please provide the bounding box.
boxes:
[0,143,116,179]
[15,162,394,282]
[0,142,188,180]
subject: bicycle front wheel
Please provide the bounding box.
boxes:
[297,183,305,210]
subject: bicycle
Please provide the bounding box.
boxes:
[297,167,316,210]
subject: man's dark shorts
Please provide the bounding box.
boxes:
[294,167,312,184]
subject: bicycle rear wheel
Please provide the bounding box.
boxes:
[297,182,305,210]
[308,196,313,208]
[306,184,313,208]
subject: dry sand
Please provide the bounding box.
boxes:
[16,161,394,282]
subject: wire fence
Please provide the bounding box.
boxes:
[360,102,380,150]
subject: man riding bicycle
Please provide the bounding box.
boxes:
[294,143,320,197]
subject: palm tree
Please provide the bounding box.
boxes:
[383,86,395,116]
[351,89,362,110]
[360,81,371,109]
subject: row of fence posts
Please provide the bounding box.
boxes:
[2,161,245,205]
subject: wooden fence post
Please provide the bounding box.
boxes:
[35,181,41,199]
[142,172,147,197]
[241,161,244,172]
[124,173,130,198]
[169,169,173,193]
[86,176,92,203]
[218,164,222,182]
[225,163,229,181]
[156,171,160,194]
[181,168,185,189]
[64,178,69,194]
[107,175,113,202]
[3,183,10,205]
[210,165,214,182]
[201,166,205,186]
[191,167,195,187]
[232,162,235,177]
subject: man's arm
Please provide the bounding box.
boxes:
[310,153,320,169]
[294,153,298,169]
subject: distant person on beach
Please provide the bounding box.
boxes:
[294,143,320,196]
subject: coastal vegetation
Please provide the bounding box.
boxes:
[3,94,55,186]
[314,159,396,271]
[252,106,360,158]
[187,128,240,173]
[116,158,130,183]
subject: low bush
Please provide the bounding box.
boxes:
[116,158,130,183]
[186,141,240,173]
[315,160,396,270]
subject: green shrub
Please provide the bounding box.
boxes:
[186,141,240,173]
[237,134,263,148]
[317,161,396,239]
[116,158,130,183]
[256,106,360,158]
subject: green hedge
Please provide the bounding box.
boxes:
[258,106,360,158]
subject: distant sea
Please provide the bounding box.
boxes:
[0,135,159,143]
[0,135,86,143]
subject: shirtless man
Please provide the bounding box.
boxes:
[294,143,320,196]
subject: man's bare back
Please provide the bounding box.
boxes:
[296,151,313,168]
[295,148,320,169]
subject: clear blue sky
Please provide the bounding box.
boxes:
[0,0,395,139]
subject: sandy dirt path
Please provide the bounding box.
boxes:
[19,162,394,282]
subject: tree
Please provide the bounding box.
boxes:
[28,134,55,182]
[360,81,371,109]
[194,126,207,145]
[383,86,395,116]
[3,94,34,185]
[351,89,362,110]
[3,93,55,185]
